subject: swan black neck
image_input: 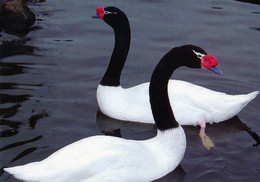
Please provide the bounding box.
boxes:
[149,46,201,131]
[100,11,131,86]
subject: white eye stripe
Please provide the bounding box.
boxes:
[192,50,205,59]
[104,11,117,15]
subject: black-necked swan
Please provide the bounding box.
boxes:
[93,6,259,137]
[3,45,216,181]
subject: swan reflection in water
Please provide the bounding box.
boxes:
[96,111,260,150]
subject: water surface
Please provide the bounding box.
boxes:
[1,0,260,181]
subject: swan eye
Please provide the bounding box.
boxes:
[192,50,205,59]
[104,11,117,15]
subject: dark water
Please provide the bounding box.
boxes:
[1,0,260,181]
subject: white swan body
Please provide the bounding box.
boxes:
[4,128,186,182]
[97,81,259,126]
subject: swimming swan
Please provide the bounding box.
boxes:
[93,7,259,143]
[4,44,220,181]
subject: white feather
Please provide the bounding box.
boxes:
[4,127,186,182]
[97,80,259,125]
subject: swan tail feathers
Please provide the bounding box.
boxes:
[220,91,259,121]
[247,91,259,100]
[235,91,259,111]
[4,166,28,181]
[4,163,41,182]
[238,91,259,107]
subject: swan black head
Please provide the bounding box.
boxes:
[92,6,129,33]
[150,45,222,131]
[167,45,223,75]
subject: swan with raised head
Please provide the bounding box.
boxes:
[93,6,259,136]
[4,44,217,181]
